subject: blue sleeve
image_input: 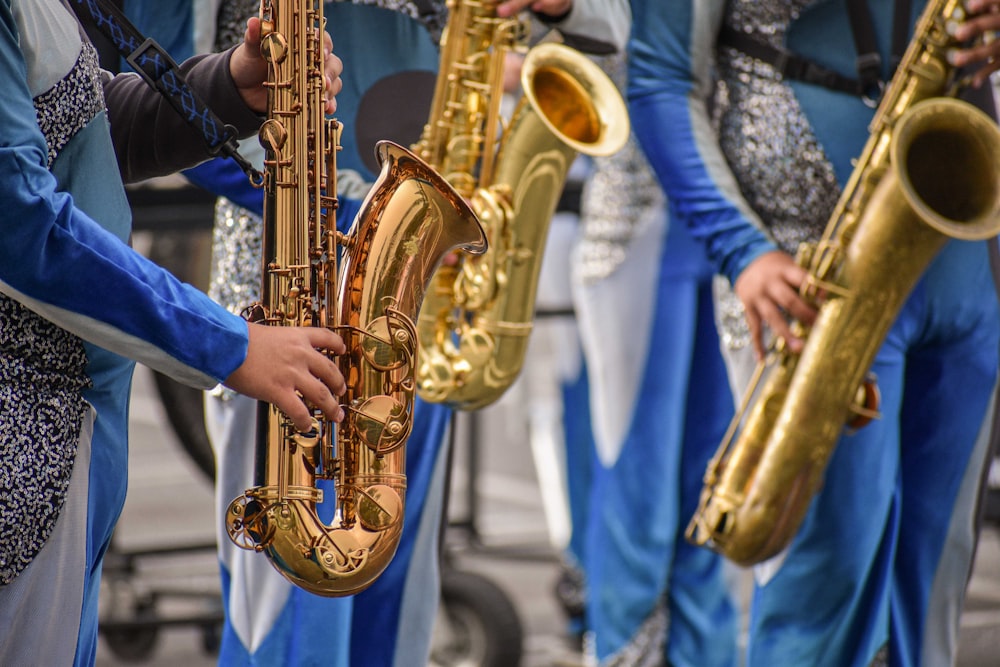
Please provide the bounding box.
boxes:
[0,6,247,388]
[627,0,776,286]
[183,157,363,232]
[184,158,265,216]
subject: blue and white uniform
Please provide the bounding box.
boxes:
[0,1,262,665]
[569,51,738,666]
[124,1,631,664]
[628,1,1000,665]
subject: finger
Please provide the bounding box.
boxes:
[971,61,1000,88]
[952,13,1000,43]
[757,300,803,355]
[280,394,316,433]
[298,375,344,423]
[245,17,263,56]
[743,307,766,362]
[311,352,347,397]
[324,54,343,114]
[326,52,343,78]
[767,280,817,326]
[496,0,533,18]
[308,327,347,355]
[967,0,1000,16]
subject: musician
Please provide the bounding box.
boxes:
[628,1,1000,665]
[135,1,630,665]
[568,48,740,665]
[0,2,346,666]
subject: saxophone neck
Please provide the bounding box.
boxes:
[414,0,525,188]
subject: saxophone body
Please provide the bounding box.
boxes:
[687,0,1000,567]
[225,0,486,596]
[413,0,629,410]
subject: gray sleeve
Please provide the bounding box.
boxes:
[538,0,631,54]
[104,46,263,183]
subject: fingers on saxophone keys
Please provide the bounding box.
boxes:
[286,401,316,434]
[759,301,803,356]
[304,374,345,425]
[324,56,343,114]
[320,31,342,114]
[948,4,1000,62]
[744,310,767,363]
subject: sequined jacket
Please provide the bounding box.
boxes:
[628,0,931,288]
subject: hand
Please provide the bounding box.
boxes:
[223,323,348,433]
[503,52,525,94]
[948,0,1000,87]
[496,0,572,19]
[230,17,344,115]
[733,251,817,361]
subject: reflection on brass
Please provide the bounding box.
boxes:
[225,0,485,596]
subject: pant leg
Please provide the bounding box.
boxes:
[745,338,903,667]
[584,268,737,667]
[0,411,94,667]
[666,279,739,667]
[559,358,596,637]
[892,241,1000,667]
[207,392,353,667]
[350,398,452,667]
[746,240,1000,667]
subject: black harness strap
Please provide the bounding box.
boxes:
[846,0,884,100]
[718,0,911,106]
[718,25,867,97]
[891,0,913,72]
[69,0,262,185]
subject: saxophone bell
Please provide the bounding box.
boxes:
[414,6,630,409]
[520,43,630,158]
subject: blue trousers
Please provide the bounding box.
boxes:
[575,217,739,666]
[746,239,1000,667]
[208,393,452,667]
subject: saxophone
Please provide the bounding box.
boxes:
[413,0,629,410]
[687,0,1000,567]
[224,0,486,596]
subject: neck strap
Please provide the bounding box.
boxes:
[69,0,262,185]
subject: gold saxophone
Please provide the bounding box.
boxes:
[224,0,486,596]
[687,0,1000,567]
[413,0,629,410]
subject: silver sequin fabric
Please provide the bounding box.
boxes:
[577,53,665,285]
[34,43,105,169]
[207,199,262,401]
[711,0,842,351]
[208,198,263,315]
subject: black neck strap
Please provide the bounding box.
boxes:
[719,0,911,106]
[890,0,913,72]
[69,0,262,185]
[846,0,883,98]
